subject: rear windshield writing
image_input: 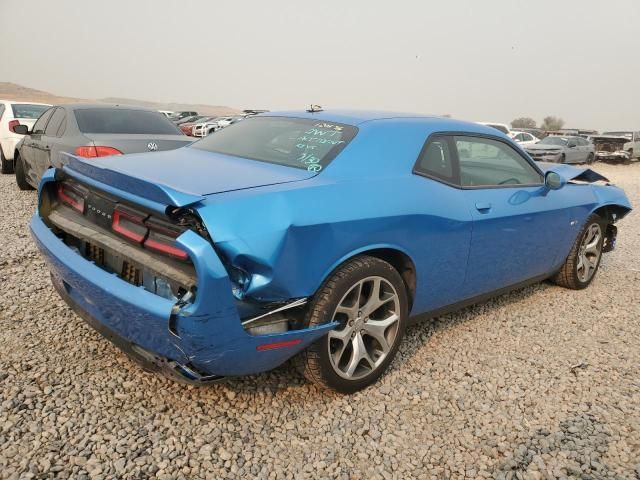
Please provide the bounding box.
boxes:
[295,123,347,172]
[11,104,50,119]
[191,117,357,172]
[74,109,181,135]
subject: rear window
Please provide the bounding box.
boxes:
[74,108,181,135]
[11,104,50,119]
[191,116,357,172]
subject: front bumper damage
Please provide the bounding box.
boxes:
[31,212,335,384]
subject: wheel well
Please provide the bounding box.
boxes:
[362,248,416,309]
[593,204,631,223]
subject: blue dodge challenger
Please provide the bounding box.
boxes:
[31,110,632,392]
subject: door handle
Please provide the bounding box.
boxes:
[475,202,492,213]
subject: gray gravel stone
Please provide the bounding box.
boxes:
[0,163,639,478]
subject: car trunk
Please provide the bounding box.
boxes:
[68,147,317,197]
[85,133,194,155]
[591,136,628,153]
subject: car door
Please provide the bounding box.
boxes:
[37,107,67,179]
[410,135,473,312]
[454,135,570,298]
[565,137,581,163]
[21,107,54,184]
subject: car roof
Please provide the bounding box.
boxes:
[260,110,504,135]
[58,103,159,111]
[263,109,445,126]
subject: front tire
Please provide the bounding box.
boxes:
[0,149,13,174]
[586,153,594,164]
[551,214,606,290]
[14,153,34,190]
[298,256,408,393]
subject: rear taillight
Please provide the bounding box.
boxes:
[143,218,189,260]
[112,206,148,243]
[57,183,86,213]
[111,206,188,260]
[8,120,20,133]
[74,145,124,158]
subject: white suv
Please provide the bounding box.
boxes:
[0,100,51,173]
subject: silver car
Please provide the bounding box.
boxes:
[525,135,595,164]
[13,104,193,190]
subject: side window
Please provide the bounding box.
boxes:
[455,136,543,187]
[524,133,535,142]
[32,107,55,134]
[0,104,5,121]
[45,108,65,137]
[56,117,67,137]
[415,135,456,183]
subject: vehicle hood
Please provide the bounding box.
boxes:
[62,146,316,203]
[537,162,609,183]
[526,144,565,152]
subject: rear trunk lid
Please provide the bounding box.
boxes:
[85,133,194,154]
[62,146,316,206]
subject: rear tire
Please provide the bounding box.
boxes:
[0,149,13,174]
[14,153,34,191]
[297,256,408,393]
[586,153,594,164]
[551,214,606,290]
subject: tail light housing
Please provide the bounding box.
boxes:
[143,218,189,260]
[57,183,86,213]
[74,145,123,158]
[8,120,20,133]
[111,206,188,260]
[112,206,147,243]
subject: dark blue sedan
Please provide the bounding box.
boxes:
[30,110,632,392]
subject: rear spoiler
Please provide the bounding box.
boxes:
[60,153,206,209]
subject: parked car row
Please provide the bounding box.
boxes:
[479,121,640,165]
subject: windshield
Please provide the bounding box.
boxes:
[191,116,357,172]
[602,131,632,140]
[539,136,568,146]
[11,104,50,119]
[74,108,181,135]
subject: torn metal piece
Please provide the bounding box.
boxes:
[241,298,308,327]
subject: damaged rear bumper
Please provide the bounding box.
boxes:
[31,214,335,381]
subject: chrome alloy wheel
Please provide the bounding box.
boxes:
[328,276,401,380]
[577,223,602,283]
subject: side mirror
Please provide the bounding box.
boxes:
[13,124,29,135]
[568,141,577,148]
[545,171,566,190]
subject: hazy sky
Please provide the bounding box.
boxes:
[1,0,638,130]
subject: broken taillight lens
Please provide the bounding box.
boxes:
[112,205,148,243]
[143,218,188,261]
[57,183,86,213]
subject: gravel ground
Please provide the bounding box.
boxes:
[0,163,638,479]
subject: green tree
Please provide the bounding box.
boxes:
[511,117,537,129]
[541,116,565,131]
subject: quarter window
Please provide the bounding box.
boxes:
[45,108,66,137]
[455,136,542,187]
[31,107,55,135]
[415,136,455,182]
